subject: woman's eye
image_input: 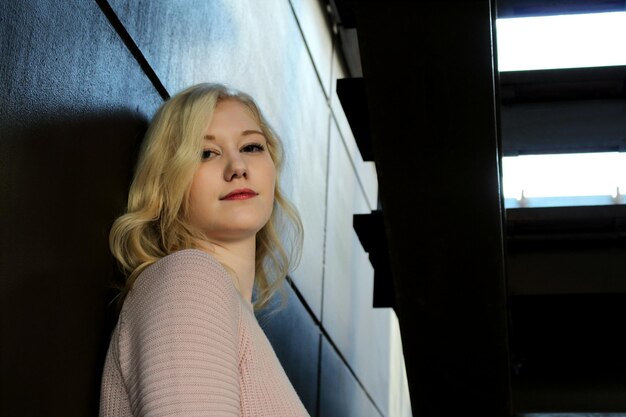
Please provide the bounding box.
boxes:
[201,149,216,160]
[242,143,265,153]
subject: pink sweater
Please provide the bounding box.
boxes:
[99,249,310,416]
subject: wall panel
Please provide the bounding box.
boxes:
[323,118,393,413]
[330,49,379,210]
[289,0,334,96]
[257,283,321,416]
[319,337,383,417]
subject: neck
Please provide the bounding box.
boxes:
[196,237,256,304]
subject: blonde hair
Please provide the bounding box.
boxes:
[110,83,303,312]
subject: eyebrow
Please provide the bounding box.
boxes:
[204,130,265,140]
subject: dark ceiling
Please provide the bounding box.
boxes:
[328,0,626,415]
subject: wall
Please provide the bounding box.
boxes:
[0,1,412,416]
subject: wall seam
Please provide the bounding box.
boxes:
[286,0,375,234]
[95,0,169,100]
[330,110,377,212]
[287,0,331,99]
[315,14,335,414]
[275,1,385,414]
[286,282,385,415]
[315,334,323,417]
[280,0,384,410]
[321,335,386,416]
[323,12,384,417]
[282,2,329,414]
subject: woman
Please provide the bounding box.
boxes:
[100,83,309,416]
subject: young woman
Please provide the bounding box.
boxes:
[99,83,309,416]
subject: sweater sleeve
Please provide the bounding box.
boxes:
[117,250,242,416]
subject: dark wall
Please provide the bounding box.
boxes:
[1,1,162,415]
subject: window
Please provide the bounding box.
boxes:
[497,12,626,72]
[502,152,626,208]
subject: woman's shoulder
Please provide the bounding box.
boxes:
[147,248,226,275]
[127,248,238,307]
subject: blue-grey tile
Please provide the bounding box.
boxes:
[329,50,379,210]
[280,79,329,321]
[388,314,415,417]
[323,120,396,414]
[256,283,321,416]
[319,336,383,417]
[289,0,334,96]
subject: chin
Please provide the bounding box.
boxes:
[216,222,269,241]
[231,212,271,230]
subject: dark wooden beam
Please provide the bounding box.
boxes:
[355,1,512,414]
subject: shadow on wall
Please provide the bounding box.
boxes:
[1,110,148,416]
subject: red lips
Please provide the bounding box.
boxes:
[220,188,258,200]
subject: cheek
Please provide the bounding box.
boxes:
[187,185,202,224]
[188,174,202,210]
[259,160,276,214]
[267,165,276,199]
[188,171,216,219]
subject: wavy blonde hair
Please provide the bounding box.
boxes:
[110,83,303,312]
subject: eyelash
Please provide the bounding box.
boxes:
[201,149,215,160]
[242,143,265,153]
[200,143,266,160]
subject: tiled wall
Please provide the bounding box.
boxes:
[0,0,411,415]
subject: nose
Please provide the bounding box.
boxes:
[223,151,248,181]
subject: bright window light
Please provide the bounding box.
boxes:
[496,12,626,71]
[502,152,626,208]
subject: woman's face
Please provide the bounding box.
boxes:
[187,99,276,243]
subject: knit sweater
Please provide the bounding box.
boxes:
[99,249,310,416]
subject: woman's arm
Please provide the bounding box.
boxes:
[118,250,241,416]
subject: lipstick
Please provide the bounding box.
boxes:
[221,188,258,200]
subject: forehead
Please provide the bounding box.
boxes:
[204,99,265,140]
[210,99,259,125]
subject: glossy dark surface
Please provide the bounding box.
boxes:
[0,1,162,415]
[319,337,383,417]
[256,283,321,416]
